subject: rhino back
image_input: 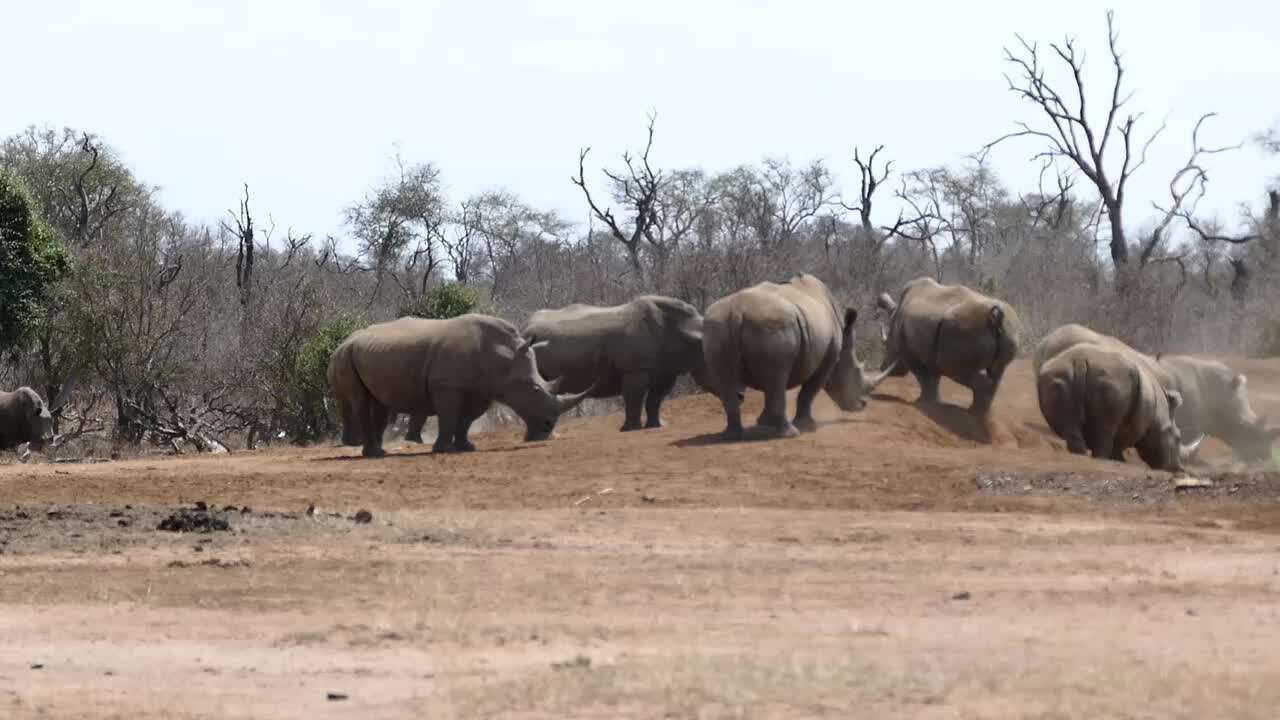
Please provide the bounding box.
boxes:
[894,280,1018,373]
[350,315,518,408]
[0,388,37,449]
[703,276,839,389]
[524,296,696,382]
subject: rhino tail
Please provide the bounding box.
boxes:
[987,305,1006,376]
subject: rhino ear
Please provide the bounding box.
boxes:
[1165,389,1182,411]
[843,308,858,331]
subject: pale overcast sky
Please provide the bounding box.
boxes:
[6,0,1277,248]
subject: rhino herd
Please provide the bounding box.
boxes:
[3,273,1274,471]
[319,272,1278,470]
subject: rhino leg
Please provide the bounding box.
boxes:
[757,379,798,439]
[718,386,745,441]
[915,370,941,405]
[360,397,389,458]
[452,393,490,452]
[620,372,648,432]
[1085,420,1120,463]
[644,374,678,429]
[404,413,427,443]
[339,399,359,446]
[431,389,464,453]
[793,364,832,434]
[959,371,996,416]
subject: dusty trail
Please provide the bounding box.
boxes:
[2,357,1279,718]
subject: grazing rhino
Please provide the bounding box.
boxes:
[0,387,57,453]
[875,277,1021,415]
[401,295,736,439]
[328,314,597,457]
[1031,323,1175,390]
[702,273,894,440]
[1036,342,1200,471]
[1154,354,1280,463]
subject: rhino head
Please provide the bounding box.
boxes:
[15,388,56,452]
[503,337,597,442]
[1157,390,1206,471]
[825,308,899,412]
[1220,374,1280,463]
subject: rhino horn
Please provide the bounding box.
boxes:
[864,358,900,393]
[517,337,550,356]
[556,377,598,414]
[1179,433,1205,463]
[546,375,564,394]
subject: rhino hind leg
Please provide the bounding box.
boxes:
[915,370,941,405]
[757,381,798,439]
[360,397,389,458]
[404,413,428,443]
[716,385,745,441]
[793,366,830,434]
[959,371,996,416]
[643,374,678,429]
[339,399,359,446]
[619,372,649,432]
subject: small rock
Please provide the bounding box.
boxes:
[951,591,971,601]
[117,519,130,528]
[641,495,657,504]
[352,510,373,524]
[1187,608,1199,617]
[30,663,44,670]
[240,506,252,515]
[305,504,316,517]
[108,510,124,518]
[193,501,208,512]
[326,692,349,702]
[551,655,592,670]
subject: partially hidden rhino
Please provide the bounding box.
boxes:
[875,276,1021,415]
[328,314,596,456]
[521,295,718,431]
[0,386,57,453]
[1154,354,1280,463]
[1036,341,1200,471]
[702,272,895,441]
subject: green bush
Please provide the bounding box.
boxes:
[398,282,479,320]
[287,314,362,441]
[0,172,68,354]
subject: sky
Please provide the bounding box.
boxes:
[5,0,1278,250]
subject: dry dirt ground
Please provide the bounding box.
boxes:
[3,357,1280,719]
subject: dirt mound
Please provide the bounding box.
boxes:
[157,505,231,533]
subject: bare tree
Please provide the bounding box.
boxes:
[572,113,662,284]
[987,11,1167,270]
[222,184,256,309]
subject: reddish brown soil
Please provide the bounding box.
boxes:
[2,358,1279,718]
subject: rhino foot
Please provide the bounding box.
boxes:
[644,419,666,429]
[432,439,457,453]
[454,439,476,452]
[719,426,745,442]
[793,417,819,434]
[620,422,644,432]
[758,422,799,439]
[361,447,387,459]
